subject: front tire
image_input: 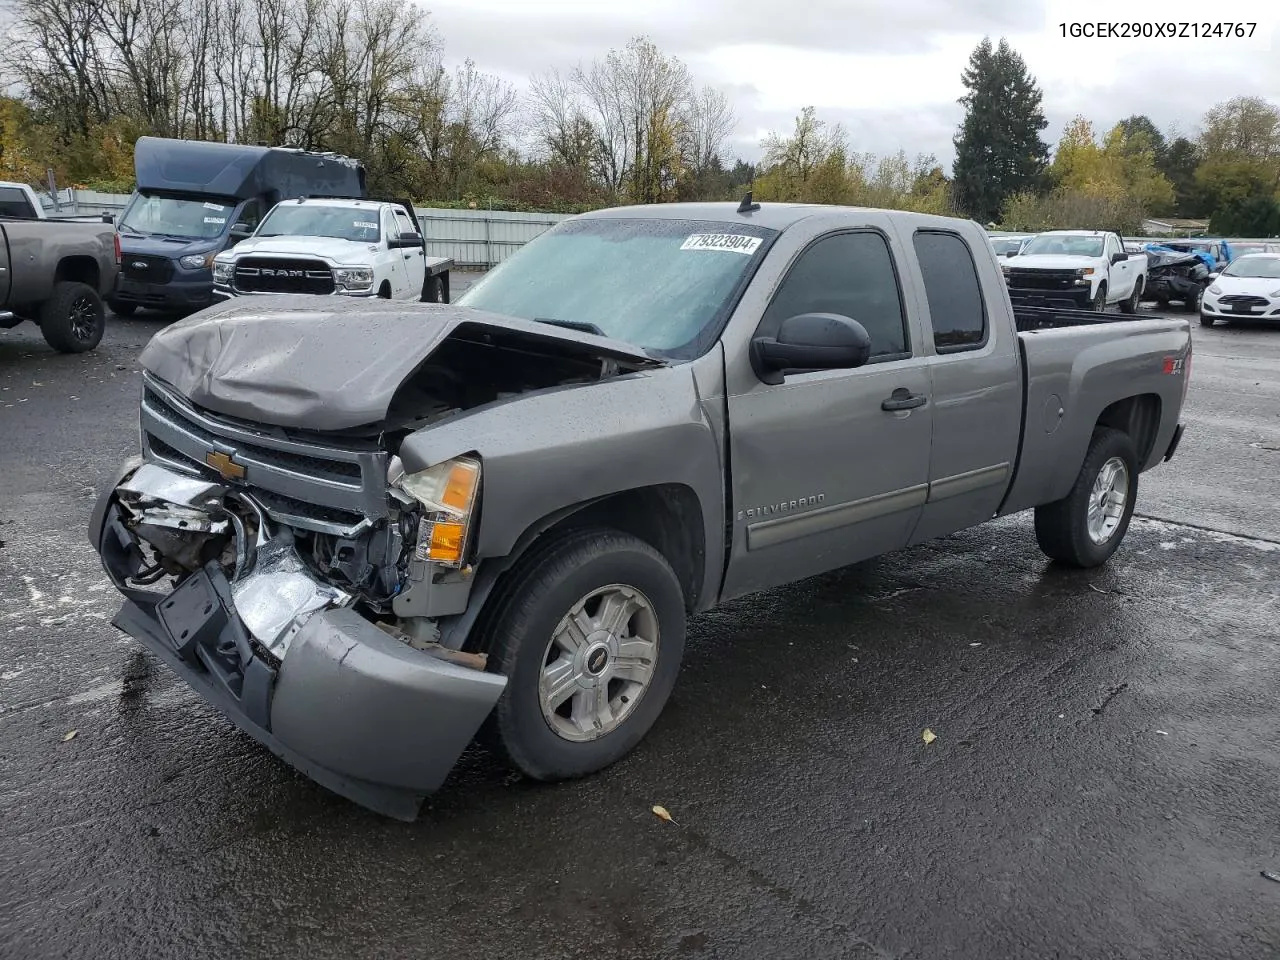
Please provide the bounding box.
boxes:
[1092,283,1108,312]
[1034,427,1138,568]
[40,282,105,353]
[1200,313,1215,327]
[107,299,137,317]
[1183,287,1202,313]
[478,528,687,782]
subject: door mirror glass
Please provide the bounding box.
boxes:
[390,232,423,248]
[751,312,872,385]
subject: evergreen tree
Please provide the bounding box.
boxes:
[952,37,1049,223]
[1162,137,1204,216]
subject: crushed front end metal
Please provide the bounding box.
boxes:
[90,449,506,820]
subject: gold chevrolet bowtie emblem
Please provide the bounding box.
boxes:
[205,450,246,481]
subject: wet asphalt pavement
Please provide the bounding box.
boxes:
[2,297,1280,959]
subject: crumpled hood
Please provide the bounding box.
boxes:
[138,295,664,431]
[218,236,381,263]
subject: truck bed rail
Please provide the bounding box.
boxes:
[1012,302,1164,332]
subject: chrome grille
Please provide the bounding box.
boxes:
[234,257,335,295]
[139,372,387,535]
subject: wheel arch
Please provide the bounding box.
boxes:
[54,256,100,289]
[1096,393,1162,468]
[441,483,708,652]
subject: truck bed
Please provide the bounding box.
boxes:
[1012,303,1162,332]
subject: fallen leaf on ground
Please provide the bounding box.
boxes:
[969,642,982,648]
[62,730,77,742]
[652,805,676,824]
[922,729,937,745]
[1156,730,1169,736]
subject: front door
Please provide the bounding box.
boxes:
[721,226,934,601]
[382,208,412,297]
[394,207,426,298]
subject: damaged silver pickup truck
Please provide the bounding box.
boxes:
[89,200,1192,819]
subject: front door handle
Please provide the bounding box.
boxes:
[403,253,412,260]
[882,388,927,412]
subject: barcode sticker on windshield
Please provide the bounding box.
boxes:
[354,221,377,229]
[203,217,226,224]
[680,234,761,255]
[203,202,227,211]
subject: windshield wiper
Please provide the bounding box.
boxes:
[534,317,606,336]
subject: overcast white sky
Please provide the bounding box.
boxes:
[423,0,1279,168]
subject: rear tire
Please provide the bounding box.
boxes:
[1119,279,1142,314]
[420,274,443,303]
[477,527,687,782]
[40,282,105,353]
[1034,427,1138,569]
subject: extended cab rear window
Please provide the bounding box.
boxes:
[913,231,988,353]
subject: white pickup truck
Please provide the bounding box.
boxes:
[1002,229,1148,313]
[212,198,454,303]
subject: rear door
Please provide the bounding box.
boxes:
[721,223,934,600]
[901,226,1022,545]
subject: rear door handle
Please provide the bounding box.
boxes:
[882,388,927,412]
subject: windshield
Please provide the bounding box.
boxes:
[257,204,383,242]
[119,193,235,240]
[991,238,1024,255]
[1222,256,1280,279]
[455,217,777,359]
[1020,234,1105,257]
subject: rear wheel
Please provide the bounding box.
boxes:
[40,282,105,353]
[1034,427,1138,568]
[478,528,686,782]
[420,274,444,303]
[1119,279,1142,314]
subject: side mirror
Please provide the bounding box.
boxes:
[229,223,252,240]
[1207,272,1219,281]
[751,313,872,386]
[390,232,424,248]
[1111,251,1127,264]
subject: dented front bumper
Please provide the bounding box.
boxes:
[89,460,507,821]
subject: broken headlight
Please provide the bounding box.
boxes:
[391,456,480,568]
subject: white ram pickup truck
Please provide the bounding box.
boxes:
[212,198,454,303]
[1002,229,1148,313]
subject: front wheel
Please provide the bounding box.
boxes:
[478,528,687,782]
[1034,427,1138,568]
[1092,283,1108,312]
[1183,287,1202,313]
[40,281,105,353]
[1200,313,1215,327]
[107,299,137,317]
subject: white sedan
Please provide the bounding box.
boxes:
[1200,254,1280,327]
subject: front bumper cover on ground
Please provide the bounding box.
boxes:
[90,473,507,821]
